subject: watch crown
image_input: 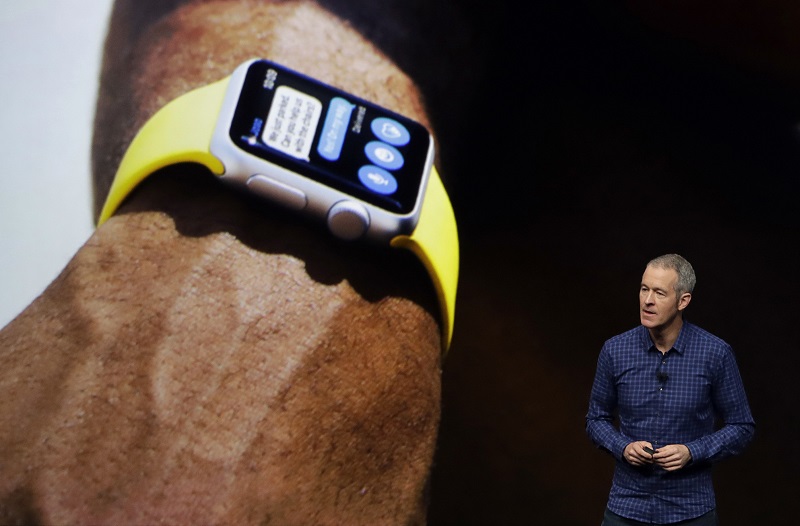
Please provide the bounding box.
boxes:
[327,201,370,241]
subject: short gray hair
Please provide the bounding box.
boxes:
[647,254,696,296]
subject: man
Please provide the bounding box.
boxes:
[586,254,755,525]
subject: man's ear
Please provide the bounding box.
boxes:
[678,292,692,312]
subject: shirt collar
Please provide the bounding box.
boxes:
[671,320,691,355]
[637,320,691,355]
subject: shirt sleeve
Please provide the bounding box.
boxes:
[586,346,630,459]
[685,345,755,463]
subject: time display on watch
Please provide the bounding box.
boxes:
[229,60,432,214]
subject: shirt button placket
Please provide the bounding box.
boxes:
[656,356,667,448]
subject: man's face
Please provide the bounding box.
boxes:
[639,265,690,331]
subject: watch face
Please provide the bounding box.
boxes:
[229,60,432,215]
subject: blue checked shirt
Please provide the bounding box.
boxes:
[586,322,755,524]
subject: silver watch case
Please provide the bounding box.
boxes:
[209,59,435,244]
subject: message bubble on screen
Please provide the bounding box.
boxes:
[318,97,355,161]
[262,86,322,161]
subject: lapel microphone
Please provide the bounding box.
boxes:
[656,371,669,382]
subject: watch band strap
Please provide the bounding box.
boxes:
[97,74,458,352]
[391,166,459,352]
[97,78,230,225]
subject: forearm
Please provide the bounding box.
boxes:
[1,170,441,523]
[1,1,443,523]
[687,348,756,464]
[586,353,628,459]
[586,416,628,460]
[686,422,756,464]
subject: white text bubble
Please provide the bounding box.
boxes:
[262,86,322,161]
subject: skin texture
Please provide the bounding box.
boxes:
[0,1,444,524]
[639,265,691,353]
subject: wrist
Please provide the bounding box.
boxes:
[1,166,442,522]
[94,165,441,350]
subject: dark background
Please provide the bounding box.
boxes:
[387,1,798,524]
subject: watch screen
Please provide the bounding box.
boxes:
[229,60,431,214]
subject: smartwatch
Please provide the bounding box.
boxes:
[98,59,458,351]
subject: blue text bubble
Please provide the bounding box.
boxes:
[317,97,355,161]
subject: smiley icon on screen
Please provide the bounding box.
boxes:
[365,141,404,170]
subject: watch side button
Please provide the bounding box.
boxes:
[327,201,370,241]
[246,174,308,210]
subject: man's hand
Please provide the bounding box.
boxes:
[653,444,693,472]
[623,441,656,466]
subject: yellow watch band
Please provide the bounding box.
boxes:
[97,70,458,352]
[391,166,458,351]
[97,78,230,225]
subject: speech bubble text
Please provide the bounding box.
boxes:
[262,86,322,160]
[317,97,355,161]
